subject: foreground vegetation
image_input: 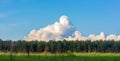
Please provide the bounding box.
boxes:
[0,52,120,61]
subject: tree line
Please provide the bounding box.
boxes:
[0,39,120,53]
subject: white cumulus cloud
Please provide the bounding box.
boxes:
[25,16,76,41]
[25,16,120,41]
[87,32,105,41]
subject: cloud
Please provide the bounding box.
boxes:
[87,32,105,41]
[25,16,120,41]
[25,16,76,41]
[106,34,120,41]
[65,31,87,41]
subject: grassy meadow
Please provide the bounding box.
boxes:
[0,52,120,61]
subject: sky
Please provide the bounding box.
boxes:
[0,0,120,40]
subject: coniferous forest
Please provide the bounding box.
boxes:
[0,39,120,53]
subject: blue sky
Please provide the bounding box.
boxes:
[0,0,120,40]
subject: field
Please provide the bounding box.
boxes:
[0,52,120,61]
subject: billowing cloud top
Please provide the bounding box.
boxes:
[25,16,75,41]
[25,16,120,41]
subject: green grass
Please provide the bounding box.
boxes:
[0,52,120,61]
